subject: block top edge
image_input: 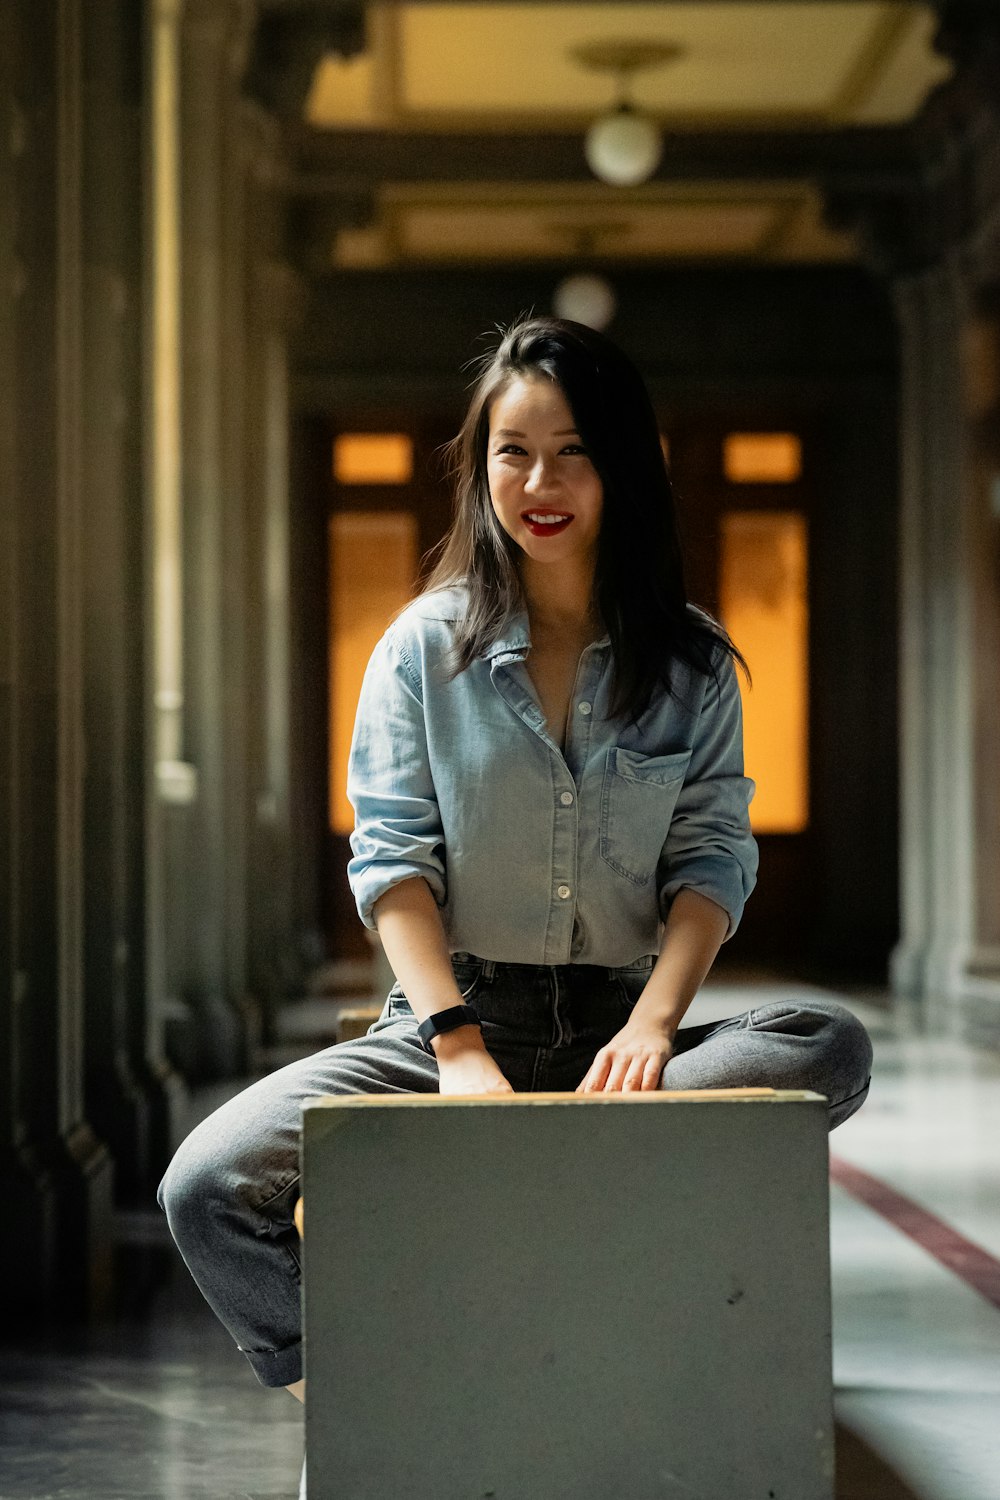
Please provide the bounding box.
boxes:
[303,1088,827,1110]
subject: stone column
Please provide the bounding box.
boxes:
[0,0,116,1321]
[251,258,305,1023]
[0,0,34,1311]
[145,0,192,1171]
[288,408,333,974]
[890,264,971,1027]
[889,276,935,1010]
[889,0,1000,1044]
[922,260,977,1025]
[890,250,1000,1039]
[52,0,118,1316]
[241,99,308,1040]
[955,231,1000,1041]
[166,0,256,1078]
[219,17,253,1047]
[80,0,165,1210]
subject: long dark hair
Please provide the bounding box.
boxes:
[414,314,750,725]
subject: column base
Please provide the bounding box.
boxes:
[0,1150,58,1322]
[955,971,1000,1050]
[889,937,1000,1047]
[2,1122,115,1326]
[52,1123,116,1321]
[86,1056,156,1206]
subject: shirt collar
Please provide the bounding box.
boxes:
[484,601,611,660]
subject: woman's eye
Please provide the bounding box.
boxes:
[491,443,587,458]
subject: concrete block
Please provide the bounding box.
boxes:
[302,1089,833,1500]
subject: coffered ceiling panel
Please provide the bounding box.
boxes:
[308,2,951,129]
[332,182,856,265]
[303,2,950,266]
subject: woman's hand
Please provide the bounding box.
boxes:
[435,1032,515,1097]
[575,1020,675,1094]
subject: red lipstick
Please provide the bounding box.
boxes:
[521,509,574,537]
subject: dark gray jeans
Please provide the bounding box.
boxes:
[158,953,873,1388]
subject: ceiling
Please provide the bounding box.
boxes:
[300,1,953,267]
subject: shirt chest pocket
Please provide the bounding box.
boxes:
[600,747,693,887]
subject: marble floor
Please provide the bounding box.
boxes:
[1,978,998,1499]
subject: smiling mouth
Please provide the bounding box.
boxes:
[521,511,574,535]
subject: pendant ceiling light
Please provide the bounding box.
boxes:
[571,40,683,188]
[550,224,623,331]
[553,272,617,331]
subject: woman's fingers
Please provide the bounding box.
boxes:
[576,1048,612,1093]
[577,1034,672,1093]
[621,1058,646,1090]
[642,1052,666,1090]
[605,1054,634,1092]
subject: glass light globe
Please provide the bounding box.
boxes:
[584,105,661,187]
[553,273,616,331]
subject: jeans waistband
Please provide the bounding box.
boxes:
[451,952,655,981]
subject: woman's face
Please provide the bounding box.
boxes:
[485,375,603,575]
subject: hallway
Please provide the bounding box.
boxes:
[3,3,1000,1495]
[2,978,997,1500]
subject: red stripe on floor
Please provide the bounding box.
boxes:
[830,1154,1000,1313]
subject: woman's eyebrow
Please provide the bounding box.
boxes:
[493,427,580,438]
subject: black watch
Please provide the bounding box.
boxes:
[416,1004,482,1055]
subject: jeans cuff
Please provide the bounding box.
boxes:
[828,1075,872,1130]
[240,1338,303,1388]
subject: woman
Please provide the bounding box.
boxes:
[158,315,872,1483]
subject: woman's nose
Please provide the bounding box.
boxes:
[525,458,558,494]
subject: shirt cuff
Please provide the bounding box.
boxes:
[350,860,447,930]
[658,856,755,941]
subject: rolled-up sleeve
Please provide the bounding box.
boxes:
[346,627,447,929]
[657,647,758,941]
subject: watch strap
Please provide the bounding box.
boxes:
[416,1004,482,1054]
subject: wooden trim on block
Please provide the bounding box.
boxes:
[305,1088,824,1108]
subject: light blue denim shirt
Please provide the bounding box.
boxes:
[346,583,758,967]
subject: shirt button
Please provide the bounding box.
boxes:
[557,885,571,899]
[559,791,574,806]
[578,701,592,715]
